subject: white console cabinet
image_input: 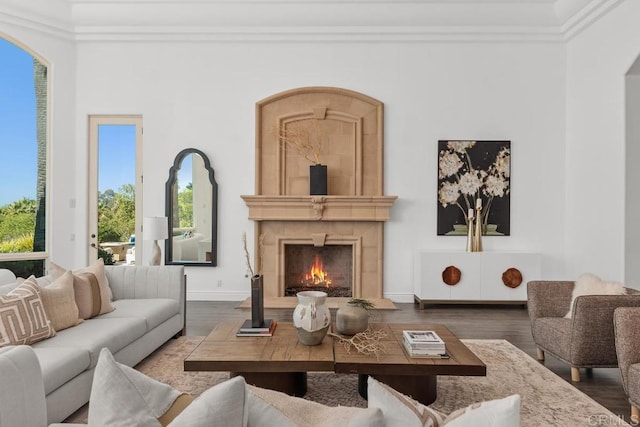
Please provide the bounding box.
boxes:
[413,251,541,309]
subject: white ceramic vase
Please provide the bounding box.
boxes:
[293,290,331,345]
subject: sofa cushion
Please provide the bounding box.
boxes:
[89,348,187,427]
[50,259,114,319]
[532,317,572,362]
[32,317,146,368]
[628,363,640,407]
[97,299,180,332]
[0,280,55,347]
[30,272,82,332]
[0,281,17,295]
[31,346,91,395]
[0,269,16,286]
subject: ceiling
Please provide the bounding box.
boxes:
[0,0,625,42]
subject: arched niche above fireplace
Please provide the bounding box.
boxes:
[255,86,384,197]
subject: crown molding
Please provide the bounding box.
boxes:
[561,0,623,40]
[0,7,73,40]
[72,25,563,43]
[0,0,72,40]
[0,0,622,43]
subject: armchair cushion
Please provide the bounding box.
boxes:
[564,273,625,318]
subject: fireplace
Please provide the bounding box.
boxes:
[242,87,397,300]
[284,244,353,297]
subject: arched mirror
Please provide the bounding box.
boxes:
[165,148,218,266]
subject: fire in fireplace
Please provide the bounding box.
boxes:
[302,254,332,287]
[284,245,353,297]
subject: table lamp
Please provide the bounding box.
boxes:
[144,216,168,265]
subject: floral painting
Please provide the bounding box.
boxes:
[437,140,510,236]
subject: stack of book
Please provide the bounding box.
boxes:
[236,319,277,337]
[402,330,448,358]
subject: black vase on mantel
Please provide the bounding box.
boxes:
[309,164,327,195]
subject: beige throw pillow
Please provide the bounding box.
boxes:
[247,384,383,427]
[0,279,55,347]
[50,259,114,319]
[31,272,82,331]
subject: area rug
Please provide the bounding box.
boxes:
[66,338,627,426]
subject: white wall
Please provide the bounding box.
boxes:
[565,0,640,286]
[72,41,565,301]
[0,3,77,268]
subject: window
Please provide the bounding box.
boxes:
[0,37,48,277]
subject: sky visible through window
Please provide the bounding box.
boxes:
[98,125,136,193]
[0,38,37,206]
[0,37,136,206]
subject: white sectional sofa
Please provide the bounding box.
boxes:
[0,264,185,424]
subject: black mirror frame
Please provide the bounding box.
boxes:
[165,148,218,266]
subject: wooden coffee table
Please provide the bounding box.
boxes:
[184,321,485,404]
[184,321,334,396]
[333,323,486,404]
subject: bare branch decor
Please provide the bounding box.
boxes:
[328,328,388,360]
[277,121,324,165]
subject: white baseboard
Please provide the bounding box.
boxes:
[187,291,248,301]
[187,291,415,303]
[383,293,415,304]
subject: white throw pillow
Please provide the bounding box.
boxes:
[564,273,626,318]
[367,376,445,427]
[168,376,248,427]
[247,384,383,427]
[367,377,520,427]
[89,348,184,427]
[443,394,521,427]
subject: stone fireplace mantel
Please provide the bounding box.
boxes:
[241,195,397,222]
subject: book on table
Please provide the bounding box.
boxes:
[238,318,274,332]
[236,319,277,337]
[402,330,446,353]
[403,340,449,358]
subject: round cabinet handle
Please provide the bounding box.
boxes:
[502,268,523,288]
[91,234,96,238]
[442,266,461,286]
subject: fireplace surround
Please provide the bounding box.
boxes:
[242,87,397,299]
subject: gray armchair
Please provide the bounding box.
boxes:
[614,307,640,421]
[527,280,640,382]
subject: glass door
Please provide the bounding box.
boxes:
[88,116,142,265]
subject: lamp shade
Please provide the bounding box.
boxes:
[144,216,168,241]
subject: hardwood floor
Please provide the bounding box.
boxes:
[186,301,633,423]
